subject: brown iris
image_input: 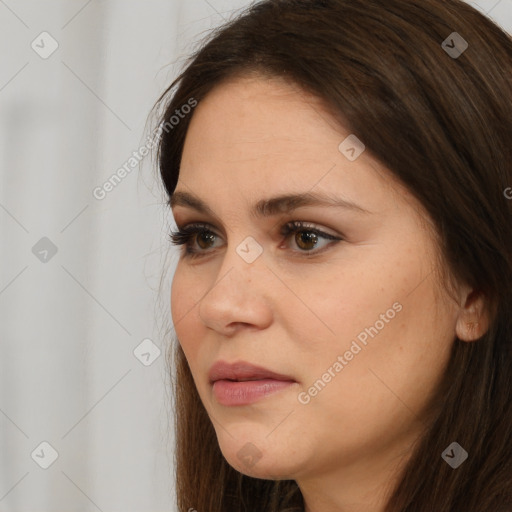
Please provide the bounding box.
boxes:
[295,231,318,251]
[197,232,216,250]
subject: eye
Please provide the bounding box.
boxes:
[279,221,342,254]
[168,223,221,255]
[168,221,343,258]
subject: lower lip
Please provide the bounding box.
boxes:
[212,379,295,406]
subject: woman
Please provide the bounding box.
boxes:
[152,0,512,510]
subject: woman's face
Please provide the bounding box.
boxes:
[170,75,461,488]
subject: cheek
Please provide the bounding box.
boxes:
[170,268,184,325]
[170,266,204,363]
[294,247,452,406]
[286,258,405,362]
[170,261,207,324]
[303,274,453,426]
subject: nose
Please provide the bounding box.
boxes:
[197,246,273,336]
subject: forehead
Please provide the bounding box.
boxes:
[178,75,404,213]
[184,76,342,158]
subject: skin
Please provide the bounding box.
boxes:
[170,75,488,512]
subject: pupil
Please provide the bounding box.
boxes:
[198,232,215,249]
[297,231,317,250]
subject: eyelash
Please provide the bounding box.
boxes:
[168,221,343,258]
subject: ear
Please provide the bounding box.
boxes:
[455,287,490,342]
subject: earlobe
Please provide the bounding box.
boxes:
[455,288,490,342]
[457,320,481,341]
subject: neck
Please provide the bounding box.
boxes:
[298,437,415,512]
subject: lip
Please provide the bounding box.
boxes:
[209,360,297,406]
[208,360,295,384]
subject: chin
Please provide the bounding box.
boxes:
[216,432,301,480]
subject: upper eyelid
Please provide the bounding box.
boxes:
[174,220,338,237]
[174,213,338,229]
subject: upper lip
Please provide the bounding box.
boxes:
[208,360,296,384]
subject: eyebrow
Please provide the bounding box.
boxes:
[169,190,372,218]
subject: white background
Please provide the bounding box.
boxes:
[0,1,510,511]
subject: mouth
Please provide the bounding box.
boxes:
[208,360,297,406]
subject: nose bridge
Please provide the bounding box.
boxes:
[234,234,265,266]
[212,236,265,294]
[197,237,270,332]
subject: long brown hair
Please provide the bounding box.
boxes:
[152,1,512,510]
